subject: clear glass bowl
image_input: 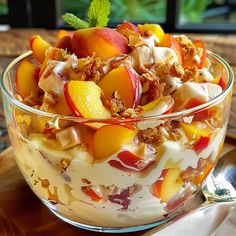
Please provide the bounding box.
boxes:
[0,51,234,233]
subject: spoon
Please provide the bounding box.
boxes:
[144,148,236,234]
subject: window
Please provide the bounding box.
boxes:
[177,0,236,32]
[0,0,8,24]
[62,0,167,26]
[0,0,236,33]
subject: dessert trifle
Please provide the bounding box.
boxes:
[1,0,234,233]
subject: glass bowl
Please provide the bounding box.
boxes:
[0,50,234,233]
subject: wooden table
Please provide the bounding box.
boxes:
[0,29,235,236]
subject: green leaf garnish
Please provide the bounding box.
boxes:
[88,0,110,27]
[62,0,110,30]
[62,13,89,29]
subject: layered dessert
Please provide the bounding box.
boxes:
[8,20,231,227]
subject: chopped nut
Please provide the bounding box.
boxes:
[56,126,81,150]
[104,91,126,116]
[128,35,146,48]
[138,127,163,144]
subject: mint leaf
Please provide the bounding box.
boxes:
[62,13,89,29]
[88,0,110,27]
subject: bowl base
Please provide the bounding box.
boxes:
[42,200,171,233]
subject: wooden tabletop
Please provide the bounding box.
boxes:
[0,29,235,235]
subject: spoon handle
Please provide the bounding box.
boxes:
[143,191,209,235]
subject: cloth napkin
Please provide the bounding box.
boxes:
[144,202,236,236]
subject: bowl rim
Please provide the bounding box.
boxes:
[0,50,234,124]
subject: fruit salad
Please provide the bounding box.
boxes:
[4,17,232,229]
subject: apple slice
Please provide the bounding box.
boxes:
[64,80,111,119]
[153,168,184,202]
[108,150,155,172]
[92,125,137,162]
[16,59,40,98]
[29,35,51,64]
[98,66,141,108]
[159,34,183,64]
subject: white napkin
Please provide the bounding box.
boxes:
[144,202,236,236]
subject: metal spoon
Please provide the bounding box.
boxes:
[144,148,236,235]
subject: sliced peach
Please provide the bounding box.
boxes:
[29,35,51,64]
[64,80,111,118]
[108,150,155,172]
[92,125,137,161]
[141,96,174,117]
[57,29,72,39]
[194,136,210,153]
[117,21,139,32]
[212,75,222,85]
[72,28,129,60]
[138,24,165,41]
[53,94,72,116]
[55,36,73,53]
[218,77,227,90]
[98,66,141,108]
[16,59,39,98]
[159,34,183,64]
[161,169,184,202]
[152,169,168,199]
[180,122,209,142]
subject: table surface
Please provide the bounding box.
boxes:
[0,29,235,236]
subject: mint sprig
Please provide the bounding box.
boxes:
[63,0,110,30]
[88,0,110,27]
[62,13,89,29]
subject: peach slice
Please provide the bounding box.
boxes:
[56,29,72,39]
[64,81,111,118]
[180,122,209,142]
[138,24,165,41]
[98,66,141,108]
[72,28,129,60]
[108,150,155,172]
[159,34,183,64]
[55,36,73,53]
[117,21,139,32]
[141,96,174,117]
[153,168,184,202]
[92,125,137,161]
[16,59,40,98]
[29,35,51,64]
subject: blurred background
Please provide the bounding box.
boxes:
[0,0,236,33]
